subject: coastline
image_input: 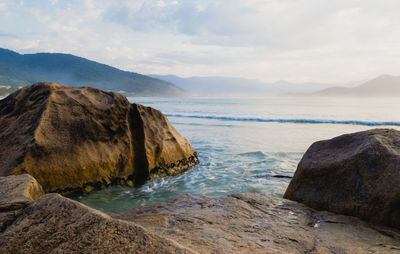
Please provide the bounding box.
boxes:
[1,174,399,253]
[1,85,400,253]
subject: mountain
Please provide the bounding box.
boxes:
[0,48,185,97]
[313,75,400,97]
[150,74,336,96]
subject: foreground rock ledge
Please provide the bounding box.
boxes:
[0,82,199,193]
[284,128,400,230]
[116,193,400,253]
[1,174,399,253]
[0,194,194,253]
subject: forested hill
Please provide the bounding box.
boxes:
[0,48,185,97]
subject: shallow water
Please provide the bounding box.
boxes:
[75,96,400,214]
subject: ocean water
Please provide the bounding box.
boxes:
[75,96,400,214]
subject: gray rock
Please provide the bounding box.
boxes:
[284,128,400,229]
[1,172,398,253]
[114,193,400,254]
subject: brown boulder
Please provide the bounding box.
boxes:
[284,128,400,229]
[114,193,400,253]
[0,174,44,211]
[0,82,198,193]
[0,193,194,253]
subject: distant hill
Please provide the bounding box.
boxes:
[312,75,400,97]
[0,48,185,97]
[150,74,336,96]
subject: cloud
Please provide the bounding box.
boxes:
[98,0,400,61]
[101,1,339,48]
[1,0,400,83]
[0,32,18,38]
[3,39,40,50]
[0,0,8,11]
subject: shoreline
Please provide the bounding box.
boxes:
[1,174,399,253]
[1,84,400,253]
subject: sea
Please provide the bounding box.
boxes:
[67,96,399,213]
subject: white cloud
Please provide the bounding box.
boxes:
[0,0,7,11]
[1,0,400,83]
[156,0,166,8]
[3,39,40,50]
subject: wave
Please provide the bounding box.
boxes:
[238,151,268,159]
[165,113,400,127]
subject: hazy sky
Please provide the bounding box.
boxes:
[0,0,399,83]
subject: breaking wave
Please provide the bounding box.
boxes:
[165,113,400,127]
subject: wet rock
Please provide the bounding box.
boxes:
[113,193,400,254]
[0,83,198,193]
[284,128,400,229]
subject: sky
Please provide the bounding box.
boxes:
[0,0,400,83]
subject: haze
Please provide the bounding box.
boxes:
[1,0,400,85]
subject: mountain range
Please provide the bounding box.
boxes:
[311,75,400,97]
[151,74,400,97]
[149,74,339,96]
[0,48,184,97]
[1,48,398,98]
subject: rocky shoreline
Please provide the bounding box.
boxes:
[1,173,399,253]
[1,84,400,253]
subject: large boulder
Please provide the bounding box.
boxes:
[284,128,400,229]
[0,83,198,193]
[114,193,400,253]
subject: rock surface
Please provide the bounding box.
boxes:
[131,103,199,182]
[0,174,399,253]
[0,174,44,211]
[0,82,198,193]
[0,193,194,253]
[284,128,400,229]
[114,193,400,254]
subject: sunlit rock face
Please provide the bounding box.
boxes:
[285,128,400,229]
[0,82,198,194]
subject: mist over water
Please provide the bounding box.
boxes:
[75,96,400,214]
